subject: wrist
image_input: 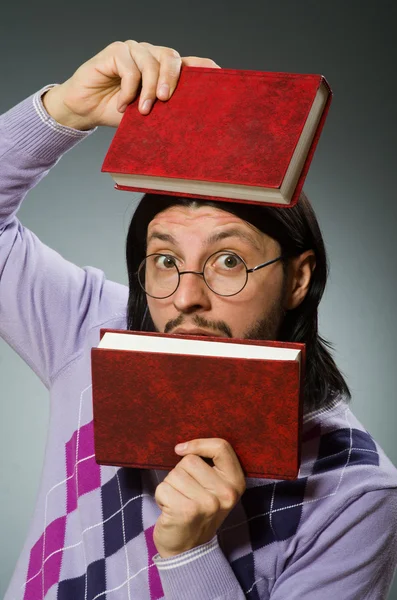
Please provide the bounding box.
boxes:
[42,85,95,131]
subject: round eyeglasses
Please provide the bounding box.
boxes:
[137,251,284,299]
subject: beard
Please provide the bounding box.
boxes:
[242,300,286,341]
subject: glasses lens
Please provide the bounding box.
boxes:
[204,252,247,296]
[138,254,179,298]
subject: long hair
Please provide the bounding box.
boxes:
[125,191,350,412]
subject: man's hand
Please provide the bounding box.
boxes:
[153,438,246,558]
[43,40,220,130]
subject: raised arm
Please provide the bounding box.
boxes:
[0,85,101,386]
[0,41,220,388]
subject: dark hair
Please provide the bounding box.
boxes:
[126,191,350,412]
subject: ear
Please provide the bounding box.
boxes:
[284,250,316,310]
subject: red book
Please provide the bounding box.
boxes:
[101,67,331,207]
[91,329,305,479]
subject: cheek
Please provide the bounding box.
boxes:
[252,269,285,303]
[226,275,284,320]
[147,297,172,326]
[212,294,264,331]
[231,278,280,310]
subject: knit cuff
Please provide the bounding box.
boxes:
[2,84,97,162]
[153,537,239,600]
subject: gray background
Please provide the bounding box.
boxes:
[1,0,396,597]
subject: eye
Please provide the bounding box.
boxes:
[213,253,244,271]
[153,255,177,270]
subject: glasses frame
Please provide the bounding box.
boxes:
[137,251,284,299]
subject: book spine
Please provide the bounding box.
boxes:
[289,79,333,207]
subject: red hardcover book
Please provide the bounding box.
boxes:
[91,329,306,479]
[101,67,331,207]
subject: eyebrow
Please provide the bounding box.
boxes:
[147,228,263,252]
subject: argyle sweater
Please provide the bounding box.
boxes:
[1,86,397,600]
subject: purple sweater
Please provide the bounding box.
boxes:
[1,85,397,600]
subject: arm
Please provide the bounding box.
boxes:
[0,42,219,387]
[155,537,247,600]
[153,439,248,599]
[0,87,101,386]
[269,488,397,600]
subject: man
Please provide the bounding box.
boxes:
[1,40,396,599]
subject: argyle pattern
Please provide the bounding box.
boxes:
[19,412,380,600]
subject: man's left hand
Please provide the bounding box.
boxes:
[153,438,246,558]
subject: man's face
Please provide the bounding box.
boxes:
[145,204,288,340]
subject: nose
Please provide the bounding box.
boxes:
[172,271,212,313]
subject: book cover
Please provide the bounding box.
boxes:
[101,67,332,207]
[91,329,306,479]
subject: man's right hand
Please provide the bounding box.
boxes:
[43,40,220,130]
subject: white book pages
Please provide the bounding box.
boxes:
[98,332,301,362]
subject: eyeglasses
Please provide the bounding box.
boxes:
[137,251,284,298]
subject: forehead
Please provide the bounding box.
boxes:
[147,204,264,240]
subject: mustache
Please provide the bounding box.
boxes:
[164,314,232,337]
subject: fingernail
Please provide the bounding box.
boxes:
[158,84,170,100]
[175,442,188,452]
[118,104,127,113]
[140,98,153,113]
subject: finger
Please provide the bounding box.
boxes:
[157,50,182,100]
[140,43,182,100]
[123,40,160,114]
[165,460,221,508]
[159,471,221,524]
[174,454,240,511]
[175,438,245,490]
[155,479,193,514]
[96,41,142,113]
[111,47,142,113]
[181,57,221,68]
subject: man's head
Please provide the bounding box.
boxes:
[142,203,315,340]
[126,192,350,411]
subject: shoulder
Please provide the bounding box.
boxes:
[238,398,397,551]
[290,399,397,541]
[301,398,397,489]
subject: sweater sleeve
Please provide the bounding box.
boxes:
[269,488,397,600]
[153,537,247,600]
[0,86,125,388]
